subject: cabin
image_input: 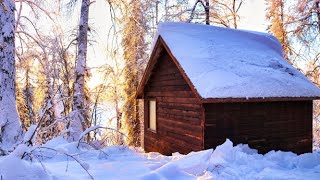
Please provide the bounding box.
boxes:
[136,22,320,155]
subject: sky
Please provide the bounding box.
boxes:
[84,0,268,88]
[237,0,267,32]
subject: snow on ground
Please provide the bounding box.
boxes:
[154,22,320,98]
[0,138,320,179]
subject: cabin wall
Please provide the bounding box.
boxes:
[143,51,204,155]
[204,101,313,154]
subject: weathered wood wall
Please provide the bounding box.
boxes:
[204,101,313,154]
[143,50,204,155]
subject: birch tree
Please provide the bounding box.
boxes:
[0,0,22,148]
[69,0,91,141]
[189,0,210,24]
[189,0,243,28]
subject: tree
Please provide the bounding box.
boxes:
[305,53,320,148]
[118,0,147,146]
[189,0,210,25]
[189,0,243,28]
[266,0,292,62]
[292,0,320,43]
[16,52,36,131]
[0,0,23,148]
[210,0,243,28]
[69,0,91,141]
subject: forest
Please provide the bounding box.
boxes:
[0,0,320,179]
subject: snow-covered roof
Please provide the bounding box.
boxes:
[153,22,320,99]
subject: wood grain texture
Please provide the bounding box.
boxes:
[143,50,204,155]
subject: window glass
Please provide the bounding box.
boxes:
[149,100,156,131]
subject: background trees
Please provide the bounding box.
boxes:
[266,0,292,61]
[119,0,146,146]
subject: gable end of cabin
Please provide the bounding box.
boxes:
[141,40,205,155]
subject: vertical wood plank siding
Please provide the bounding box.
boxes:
[204,101,313,154]
[143,50,204,155]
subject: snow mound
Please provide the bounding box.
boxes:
[154,22,320,98]
[140,139,320,179]
[202,139,320,179]
[0,155,50,180]
[142,149,212,179]
[43,136,69,148]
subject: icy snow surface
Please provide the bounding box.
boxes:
[154,22,320,98]
[0,138,319,179]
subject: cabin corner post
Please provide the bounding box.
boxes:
[143,98,148,151]
[201,103,206,150]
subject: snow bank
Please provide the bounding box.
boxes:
[141,139,320,179]
[154,22,320,98]
[1,137,319,179]
[141,149,212,179]
[201,139,320,179]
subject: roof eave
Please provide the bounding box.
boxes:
[201,96,320,103]
[136,37,163,99]
[136,35,202,100]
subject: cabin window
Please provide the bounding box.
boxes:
[149,100,157,131]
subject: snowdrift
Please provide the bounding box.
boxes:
[0,138,319,179]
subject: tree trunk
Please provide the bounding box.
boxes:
[0,0,22,148]
[70,0,90,141]
[189,0,210,25]
[316,1,320,32]
[155,0,159,25]
[205,0,210,25]
[232,0,237,29]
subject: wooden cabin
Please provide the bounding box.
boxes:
[136,22,320,155]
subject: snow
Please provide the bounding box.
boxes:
[23,124,37,143]
[1,138,319,179]
[154,22,320,98]
[78,125,102,141]
[11,144,30,158]
[0,155,50,180]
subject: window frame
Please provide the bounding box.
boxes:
[147,99,157,132]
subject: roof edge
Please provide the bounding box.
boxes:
[159,36,202,99]
[201,96,320,103]
[136,36,202,100]
[136,36,163,99]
